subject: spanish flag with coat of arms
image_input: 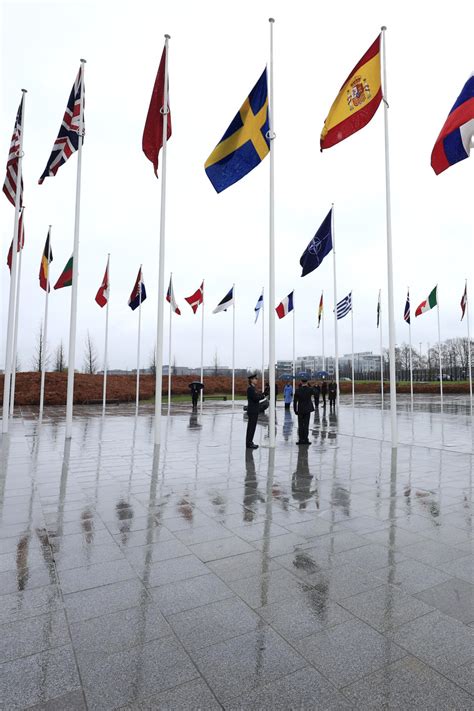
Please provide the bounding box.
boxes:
[320,35,382,150]
[205,69,269,193]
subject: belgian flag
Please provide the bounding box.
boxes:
[39,229,53,291]
[54,256,73,290]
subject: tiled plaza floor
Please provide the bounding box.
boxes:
[0,395,472,710]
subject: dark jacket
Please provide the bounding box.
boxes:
[321,382,328,395]
[247,385,264,415]
[293,385,315,415]
[328,382,337,399]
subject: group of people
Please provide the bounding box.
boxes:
[246,374,337,449]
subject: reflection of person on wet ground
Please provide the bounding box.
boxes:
[291,446,317,509]
[328,410,338,438]
[282,408,294,441]
[188,412,202,429]
[293,376,314,445]
[244,450,265,521]
[320,412,328,439]
[116,500,133,545]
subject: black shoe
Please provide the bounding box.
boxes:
[246,443,259,449]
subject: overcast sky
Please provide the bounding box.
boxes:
[1,0,473,372]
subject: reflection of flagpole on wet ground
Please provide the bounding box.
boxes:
[255,446,275,676]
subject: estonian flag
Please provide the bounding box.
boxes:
[300,209,333,277]
[213,287,234,314]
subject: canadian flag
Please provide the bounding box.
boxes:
[95,257,110,307]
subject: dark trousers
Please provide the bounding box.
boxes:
[191,394,199,408]
[246,412,258,446]
[297,413,311,442]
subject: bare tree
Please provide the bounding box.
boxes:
[32,322,48,372]
[149,348,156,375]
[172,356,177,376]
[83,331,98,375]
[54,341,66,372]
[213,349,219,376]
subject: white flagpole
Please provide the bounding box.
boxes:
[10,224,24,416]
[408,288,414,411]
[268,17,276,447]
[292,292,296,394]
[136,266,143,416]
[39,228,52,420]
[379,289,384,408]
[321,290,325,371]
[261,286,265,391]
[200,279,205,413]
[437,285,443,412]
[465,279,473,414]
[154,34,170,446]
[102,254,110,417]
[2,90,26,434]
[167,273,172,414]
[351,292,355,407]
[332,205,340,408]
[65,60,86,439]
[232,284,235,408]
[381,27,397,448]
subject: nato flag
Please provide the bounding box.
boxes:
[300,208,333,277]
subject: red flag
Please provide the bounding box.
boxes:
[185,282,204,313]
[7,207,25,272]
[142,44,172,177]
[95,257,110,307]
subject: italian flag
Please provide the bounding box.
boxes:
[415,286,437,317]
[54,256,73,290]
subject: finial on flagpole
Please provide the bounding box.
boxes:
[269,17,275,22]
[21,89,27,93]
[165,34,170,39]
[80,58,87,64]
[381,25,387,31]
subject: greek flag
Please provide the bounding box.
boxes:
[336,292,352,320]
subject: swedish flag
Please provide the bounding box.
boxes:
[205,69,269,193]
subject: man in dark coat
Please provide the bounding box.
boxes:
[246,373,264,449]
[321,380,328,408]
[293,376,315,445]
[328,380,337,410]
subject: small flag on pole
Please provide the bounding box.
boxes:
[3,95,24,206]
[39,230,53,291]
[320,36,382,150]
[404,290,411,325]
[431,75,474,175]
[54,256,73,290]
[317,292,323,328]
[213,287,234,314]
[336,292,352,320]
[7,207,25,272]
[38,66,84,184]
[377,290,381,328]
[300,209,333,276]
[415,286,437,317]
[205,69,269,193]
[128,268,146,311]
[254,291,263,323]
[166,275,181,315]
[461,284,468,321]
[276,292,294,319]
[142,44,172,177]
[95,258,110,307]
[185,282,204,313]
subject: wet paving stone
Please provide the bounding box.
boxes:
[1,397,473,709]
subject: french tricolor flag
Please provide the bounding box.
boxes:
[431,74,474,175]
[276,291,294,319]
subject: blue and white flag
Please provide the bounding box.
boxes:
[336,292,352,320]
[254,291,263,323]
[300,208,333,277]
[213,286,234,314]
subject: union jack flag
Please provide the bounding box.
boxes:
[38,65,84,184]
[3,95,24,207]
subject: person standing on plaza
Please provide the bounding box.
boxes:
[283,382,293,410]
[321,379,328,408]
[293,376,315,445]
[312,382,321,409]
[246,373,264,449]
